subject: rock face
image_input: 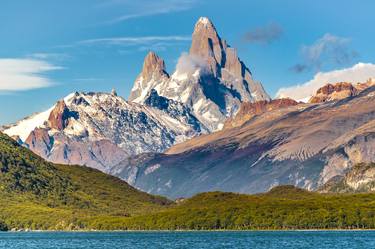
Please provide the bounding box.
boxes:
[309,82,357,103]
[309,79,375,103]
[128,52,170,102]
[111,86,375,199]
[129,17,270,131]
[4,92,206,172]
[48,100,71,130]
[320,163,375,193]
[224,98,299,129]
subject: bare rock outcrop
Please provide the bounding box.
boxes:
[224,98,299,129]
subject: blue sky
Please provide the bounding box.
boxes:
[1,0,375,124]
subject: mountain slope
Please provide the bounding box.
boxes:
[309,79,375,103]
[129,17,270,131]
[0,132,171,230]
[2,91,205,172]
[320,163,375,193]
[112,86,375,198]
[1,17,268,171]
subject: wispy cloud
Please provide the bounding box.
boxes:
[0,58,62,92]
[242,23,283,44]
[76,36,191,53]
[78,36,191,46]
[277,62,375,101]
[28,53,71,61]
[291,33,358,73]
[98,0,198,24]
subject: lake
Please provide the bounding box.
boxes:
[0,231,374,248]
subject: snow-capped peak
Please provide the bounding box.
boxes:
[197,17,212,27]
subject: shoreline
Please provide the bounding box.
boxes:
[5,229,375,233]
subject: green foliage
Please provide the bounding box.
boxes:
[0,133,171,230]
[2,132,375,230]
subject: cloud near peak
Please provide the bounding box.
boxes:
[0,58,62,92]
[276,62,375,101]
[242,23,283,44]
[291,33,358,73]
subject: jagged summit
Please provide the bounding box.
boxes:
[129,17,270,131]
[129,51,170,103]
[141,51,169,80]
[190,17,223,76]
[4,90,206,172]
[48,100,70,130]
[196,17,213,27]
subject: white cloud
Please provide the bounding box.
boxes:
[175,52,208,75]
[78,36,191,46]
[28,53,70,60]
[277,62,375,101]
[0,58,62,92]
[100,0,198,24]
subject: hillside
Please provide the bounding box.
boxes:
[0,132,171,231]
[320,163,375,193]
[112,86,375,198]
[1,133,375,231]
[100,185,375,230]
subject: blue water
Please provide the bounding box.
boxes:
[0,231,374,248]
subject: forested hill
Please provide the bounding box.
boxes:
[1,131,375,231]
[0,132,171,230]
[120,185,375,230]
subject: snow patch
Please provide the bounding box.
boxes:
[3,106,54,141]
[145,164,161,175]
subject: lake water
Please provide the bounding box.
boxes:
[0,231,374,248]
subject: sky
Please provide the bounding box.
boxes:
[1,0,375,125]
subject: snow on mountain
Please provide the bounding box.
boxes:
[2,16,269,173]
[3,91,205,172]
[3,108,54,141]
[129,17,270,131]
[112,85,375,198]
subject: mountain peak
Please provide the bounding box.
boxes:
[129,18,270,130]
[141,51,169,81]
[190,17,222,75]
[48,100,70,130]
[196,17,214,28]
[129,51,170,102]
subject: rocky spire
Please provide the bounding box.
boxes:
[128,51,170,102]
[140,51,169,81]
[48,100,70,130]
[189,17,270,102]
[189,17,224,76]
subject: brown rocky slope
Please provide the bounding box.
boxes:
[111,86,375,199]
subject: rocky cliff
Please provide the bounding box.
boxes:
[4,92,206,172]
[129,17,270,131]
[112,86,375,198]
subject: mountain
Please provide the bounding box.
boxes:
[129,17,270,131]
[3,92,205,172]
[224,98,298,129]
[309,78,375,103]
[320,163,375,193]
[111,85,375,199]
[2,17,268,171]
[5,128,375,231]
[0,132,171,230]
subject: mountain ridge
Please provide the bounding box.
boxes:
[111,85,375,198]
[2,16,269,172]
[129,17,270,131]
